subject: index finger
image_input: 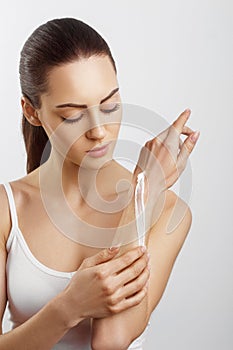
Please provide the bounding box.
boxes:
[165,109,191,150]
[105,246,147,275]
[170,109,191,134]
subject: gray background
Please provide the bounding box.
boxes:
[1,1,232,349]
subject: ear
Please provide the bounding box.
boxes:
[21,96,42,127]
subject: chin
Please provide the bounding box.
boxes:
[79,157,113,171]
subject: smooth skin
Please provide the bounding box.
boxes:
[0,55,199,350]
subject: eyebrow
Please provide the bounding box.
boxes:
[55,87,119,109]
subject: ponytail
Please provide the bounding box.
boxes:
[21,115,51,173]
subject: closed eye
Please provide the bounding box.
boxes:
[100,102,120,114]
[61,103,120,124]
[61,112,85,124]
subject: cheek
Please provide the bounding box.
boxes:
[66,137,87,158]
[45,119,86,157]
[56,133,86,161]
[107,112,122,137]
[109,124,121,140]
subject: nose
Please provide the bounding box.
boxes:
[85,108,107,140]
[85,124,107,140]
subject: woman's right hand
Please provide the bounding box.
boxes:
[60,246,150,327]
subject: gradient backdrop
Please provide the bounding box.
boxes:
[0,1,232,349]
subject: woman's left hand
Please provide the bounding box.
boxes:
[132,109,200,204]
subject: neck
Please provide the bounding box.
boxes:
[38,149,115,208]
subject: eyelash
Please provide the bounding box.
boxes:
[61,103,120,125]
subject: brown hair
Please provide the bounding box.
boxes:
[20,17,117,173]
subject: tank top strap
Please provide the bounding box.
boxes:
[2,182,19,230]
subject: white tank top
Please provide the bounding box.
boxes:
[2,174,150,349]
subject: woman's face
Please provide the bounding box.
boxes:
[38,55,122,169]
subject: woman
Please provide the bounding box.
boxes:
[0,18,199,349]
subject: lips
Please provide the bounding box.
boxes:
[86,141,112,158]
[87,142,111,153]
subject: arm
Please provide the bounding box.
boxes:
[0,185,81,349]
[91,109,198,349]
[0,187,148,349]
[91,190,192,350]
[0,294,78,350]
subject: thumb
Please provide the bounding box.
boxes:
[178,130,200,171]
[79,247,120,270]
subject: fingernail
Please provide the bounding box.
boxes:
[184,108,191,113]
[190,130,200,143]
[109,246,120,252]
[147,252,150,259]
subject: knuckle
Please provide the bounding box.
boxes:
[102,282,114,296]
[108,304,119,314]
[95,268,107,280]
[108,295,119,308]
[109,295,119,306]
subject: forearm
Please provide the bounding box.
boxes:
[0,293,82,350]
[91,175,155,350]
[91,295,149,350]
[111,174,164,248]
[92,192,193,350]
[91,241,150,350]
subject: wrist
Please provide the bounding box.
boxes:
[51,290,84,330]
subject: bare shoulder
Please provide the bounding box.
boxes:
[0,184,11,247]
[0,172,39,246]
